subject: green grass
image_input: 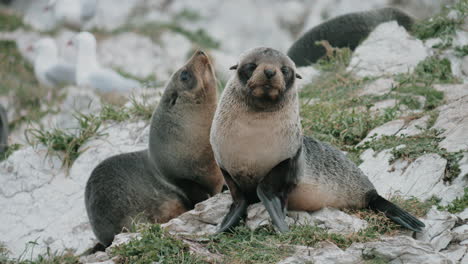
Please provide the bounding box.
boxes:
[393,56,457,110]
[25,113,104,168]
[412,0,467,47]
[0,9,26,31]
[1,241,79,264]
[360,129,464,181]
[110,225,207,264]
[454,45,468,57]
[0,143,22,161]
[440,188,468,213]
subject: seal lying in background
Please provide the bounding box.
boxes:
[0,104,8,155]
[85,51,224,247]
[210,47,424,233]
[288,7,414,66]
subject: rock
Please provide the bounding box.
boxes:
[441,244,468,263]
[163,192,367,236]
[358,78,396,96]
[433,95,468,152]
[280,236,452,264]
[369,99,398,112]
[396,115,430,136]
[348,21,428,77]
[359,119,406,144]
[458,209,468,220]
[106,233,141,252]
[355,236,452,264]
[161,192,231,236]
[279,242,361,264]
[462,56,468,77]
[0,120,149,258]
[434,84,468,103]
[296,66,319,90]
[80,251,111,263]
[416,208,458,251]
[360,150,458,202]
[452,224,468,242]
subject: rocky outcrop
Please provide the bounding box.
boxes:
[348,21,429,77]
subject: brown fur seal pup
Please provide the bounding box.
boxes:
[85,50,224,247]
[0,104,8,155]
[210,47,424,233]
[288,7,414,66]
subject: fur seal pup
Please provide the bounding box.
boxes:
[287,7,414,66]
[210,47,424,233]
[85,50,224,247]
[0,104,8,155]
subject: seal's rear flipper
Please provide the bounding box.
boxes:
[366,190,425,232]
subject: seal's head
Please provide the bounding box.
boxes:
[163,50,217,106]
[230,47,301,111]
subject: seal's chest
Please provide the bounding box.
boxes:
[217,113,299,181]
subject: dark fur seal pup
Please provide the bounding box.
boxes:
[210,47,424,233]
[288,7,414,66]
[85,51,224,247]
[0,104,8,155]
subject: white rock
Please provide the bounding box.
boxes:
[434,84,468,103]
[296,66,320,90]
[348,21,428,77]
[395,115,429,137]
[106,233,141,252]
[161,192,231,236]
[417,208,458,251]
[355,236,452,264]
[462,56,468,77]
[360,150,454,202]
[433,95,468,152]
[441,244,468,263]
[359,78,396,96]
[359,119,405,144]
[458,209,468,220]
[279,242,361,264]
[369,99,398,112]
[0,120,149,258]
[452,224,468,242]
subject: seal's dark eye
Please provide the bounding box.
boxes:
[238,63,257,84]
[281,66,290,76]
[180,70,191,82]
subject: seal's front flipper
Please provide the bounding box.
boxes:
[258,147,302,233]
[257,185,289,232]
[367,190,425,232]
[217,168,248,233]
[217,199,248,233]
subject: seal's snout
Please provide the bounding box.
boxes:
[264,68,276,79]
[190,50,209,65]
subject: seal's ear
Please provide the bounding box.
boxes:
[229,64,238,70]
[295,73,302,79]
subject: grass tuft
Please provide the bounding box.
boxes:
[111,225,207,264]
[25,113,104,168]
[360,129,465,181]
[412,0,467,46]
[0,9,26,31]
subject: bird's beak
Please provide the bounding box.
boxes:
[67,40,73,46]
[26,45,33,52]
